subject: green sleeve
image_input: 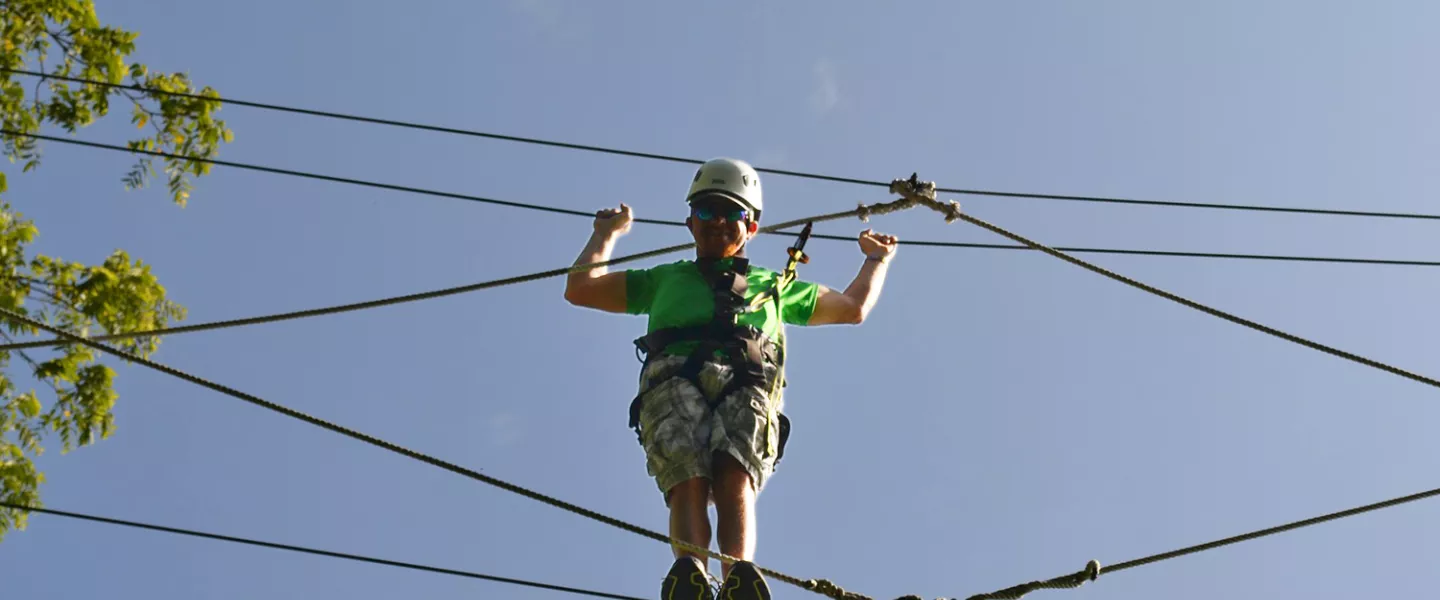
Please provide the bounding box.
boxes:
[780,278,821,325]
[625,268,655,315]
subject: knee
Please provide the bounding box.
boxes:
[667,477,712,509]
[711,454,754,505]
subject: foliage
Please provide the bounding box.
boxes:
[0,0,231,539]
[2,0,232,206]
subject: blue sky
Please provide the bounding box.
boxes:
[4,1,1440,598]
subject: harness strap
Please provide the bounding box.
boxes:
[627,255,796,463]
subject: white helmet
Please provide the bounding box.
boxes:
[686,157,763,221]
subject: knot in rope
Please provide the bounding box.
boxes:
[890,173,963,223]
[965,560,1101,600]
[888,173,937,201]
[1083,559,1101,581]
[803,578,875,600]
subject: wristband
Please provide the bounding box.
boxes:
[865,255,891,264]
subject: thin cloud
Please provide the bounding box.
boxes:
[810,59,840,115]
[753,147,790,168]
[512,0,561,27]
[487,412,525,448]
[509,0,586,43]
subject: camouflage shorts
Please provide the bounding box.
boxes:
[634,354,786,501]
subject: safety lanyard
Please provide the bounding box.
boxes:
[747,221,813,313]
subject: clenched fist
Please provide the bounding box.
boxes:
[594,203,633,238]
[859,228,898,262]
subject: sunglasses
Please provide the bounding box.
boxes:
[691,203,750,223]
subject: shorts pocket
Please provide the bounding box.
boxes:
[639,379,701,479]
[638,381,679,447]
[723,391,778,464]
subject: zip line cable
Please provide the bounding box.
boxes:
[949,199,1440,390]
[2,132,1428,355]
[851,171,1440,594]
[0,194,925,353]
[8,487,1437,600]
[0,502,647,600]
[0,186,958,600]
[5,66,1439,222]
[888,241,1440,266]
[0,135,1427,354]
[6,131,1439,268]
[0,304,880,600]
[7,131,607,219]
[5,68,1436,597]
[963,484,1440,599]
[0,311,899,600]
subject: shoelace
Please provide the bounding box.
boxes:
[707,571,725,597]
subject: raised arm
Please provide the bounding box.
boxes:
[563,204,632,313]
[808,229,898,325]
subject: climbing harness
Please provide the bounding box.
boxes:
[627,222,816,465]
[748,221,813,313]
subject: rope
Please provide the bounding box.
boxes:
[871,172,1440,597]
[5,131,1437,270]
[871,174,1440,391]
[888,241,1440,267]
[964,562,1100,600]
[0,195,929,352]
[0,502,647,600]
[20,66,1436,599]
[0,192,952,600]
[7,67,1440,222]
[964,485,1440,599]
[954,209,1440,389]
[866,175,1440,596]
[0,304,871,599]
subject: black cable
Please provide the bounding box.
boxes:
[0,201,889,353]
[0,246,871,597]
[0,502,645,600]
[10,66,1438,600]
[955,210,1440,390]
[965,484,1440,599]
[853,240,1440,267]
[5,67,1436,222]
[7,130,1438,269]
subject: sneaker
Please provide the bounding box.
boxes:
[719,561,771,600]
[661,556,715,600]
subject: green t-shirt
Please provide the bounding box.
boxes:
[625,258,821,358]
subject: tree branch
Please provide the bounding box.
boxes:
[13,275,50,289]
[44,29,76,61]
[119,89,165,138]
[25,285,65,307]
[0,330,65,399]
[33,45,47,100]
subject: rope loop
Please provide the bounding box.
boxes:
[856,201,873,222]
[803,578,875,600]
[1083,559,1101,582]
[889,173,963,223]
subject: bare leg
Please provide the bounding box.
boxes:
[668,476,714,570]
[712,452,756,579]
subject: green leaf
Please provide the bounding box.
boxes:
[0,0,216,540]
[16,394,39,419]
